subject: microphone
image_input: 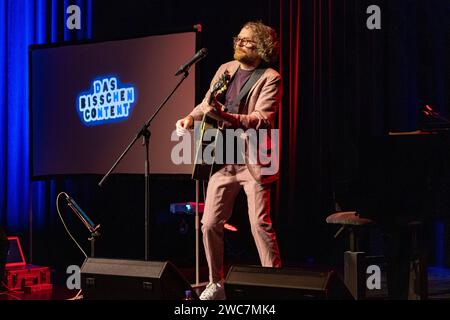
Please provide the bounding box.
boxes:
[175,48,208,76]
[65,194,100,235]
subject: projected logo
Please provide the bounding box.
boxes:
[77,76,137,126]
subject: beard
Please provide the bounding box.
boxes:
[234,48,259,65]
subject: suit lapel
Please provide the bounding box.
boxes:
[243,69,268,113]
[222,61,268,115]
[226,61,241,80]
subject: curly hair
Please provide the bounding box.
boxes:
[242,21,280,65]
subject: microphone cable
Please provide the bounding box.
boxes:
[56,192,88,259]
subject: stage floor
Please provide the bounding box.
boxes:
[1,266,449,301]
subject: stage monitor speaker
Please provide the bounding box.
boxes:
[225,265,352,300]
[80,258,197,300]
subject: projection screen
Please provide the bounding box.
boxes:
[30,31,198,178]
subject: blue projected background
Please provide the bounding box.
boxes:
[31,32,196,177]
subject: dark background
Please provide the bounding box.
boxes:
[23,0,449,279]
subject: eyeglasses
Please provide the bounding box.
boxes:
[233,36,257,48]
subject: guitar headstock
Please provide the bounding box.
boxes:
[211,70,231,97]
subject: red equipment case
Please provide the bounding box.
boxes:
[4,237,52,292]
[5,265,52,292]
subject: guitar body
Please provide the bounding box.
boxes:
[192,114,222,181]
[192,71,231,181]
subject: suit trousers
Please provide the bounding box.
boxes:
[202,164,282,282]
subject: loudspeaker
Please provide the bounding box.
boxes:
[225,265,353,300]
[80,258,197,300]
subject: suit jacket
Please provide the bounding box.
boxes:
[189,60,282,184]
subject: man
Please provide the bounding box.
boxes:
[176,21,282,300]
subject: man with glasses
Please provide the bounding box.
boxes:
[176,21,282,300]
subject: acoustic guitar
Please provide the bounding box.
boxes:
[192,70,231,180]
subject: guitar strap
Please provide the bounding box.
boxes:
[228,67,267,114]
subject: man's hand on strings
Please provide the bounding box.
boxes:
[175,115,194,136]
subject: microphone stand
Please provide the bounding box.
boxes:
[99,70,191,261]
